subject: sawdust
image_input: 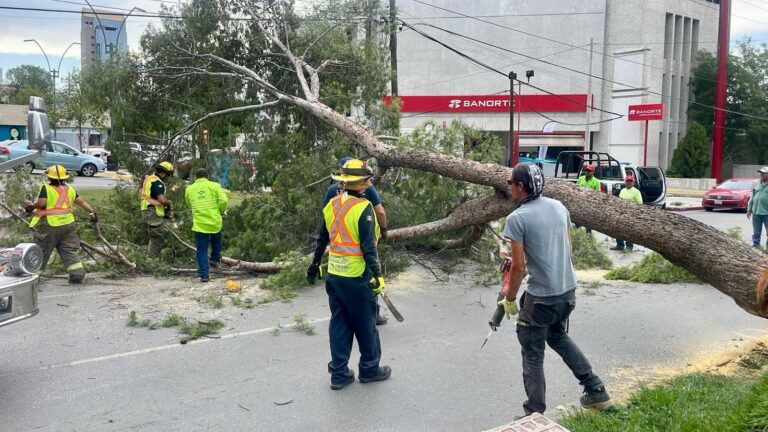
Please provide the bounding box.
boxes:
[605,333,768,402]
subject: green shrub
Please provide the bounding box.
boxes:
[667,122,710,178]
[604,252,699,283]
[571,228,613,270]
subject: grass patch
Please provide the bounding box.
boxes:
[571,228,613,270]
[604,252,699,284]
[200,294,224,309]
[562,341,768,432]
[231,296,256,309]
[292,314,315,335]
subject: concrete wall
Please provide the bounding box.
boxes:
[594,0,719,167]
[666,177,717,190]
[733,164,766,179]
[394,0,606,133]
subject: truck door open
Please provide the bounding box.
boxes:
[637,166,666,206]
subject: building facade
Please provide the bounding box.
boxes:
[390,0,720,169]
[80,9,128,67]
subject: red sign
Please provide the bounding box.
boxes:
[383,94,588,113]
[628,103,664,121]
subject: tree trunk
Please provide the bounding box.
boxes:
[174,44,768,318]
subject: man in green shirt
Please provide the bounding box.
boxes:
[747,167,768,248]
[611,175,643,251]
[575,164,601,234]
[185,168,228,282]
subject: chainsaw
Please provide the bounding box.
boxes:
[480,257,512,349]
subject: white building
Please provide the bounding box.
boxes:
[390,0,720,168]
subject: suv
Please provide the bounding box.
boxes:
[554,151,667,207]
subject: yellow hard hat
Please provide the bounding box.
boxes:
[331,159,372,183]
[46,164,69,180]
[156,161,175,175]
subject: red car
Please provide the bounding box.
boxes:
[701,178,757,212]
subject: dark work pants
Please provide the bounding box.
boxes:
[615,239,633,249]
[325,274,381,385]
[33,219,85,282]
[516,291,603,415]
[193,231,222,278]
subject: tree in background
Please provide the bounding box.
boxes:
[688,40,768,163]
[57,71,105,150]
[668,122,710,178]
[5,65,53,105]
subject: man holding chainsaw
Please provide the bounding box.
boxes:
[501,162,613,417]
[307,159,391,390]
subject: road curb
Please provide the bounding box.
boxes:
[665,206,704,211]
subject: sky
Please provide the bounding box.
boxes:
[1,0,768,86]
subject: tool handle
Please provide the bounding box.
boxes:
[489,292,505,330]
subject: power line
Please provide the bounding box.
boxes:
[401,21,625,123]
[407,0,768,123]
[408,0,723,85]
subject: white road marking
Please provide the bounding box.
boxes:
[35,316,330,371]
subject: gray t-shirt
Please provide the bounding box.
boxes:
[502,196,577,297]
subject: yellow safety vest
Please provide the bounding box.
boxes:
[29,184,76,228]
[140,175,165,217]
[322,193,380,277]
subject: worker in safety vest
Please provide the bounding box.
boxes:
[24,164,97,283]
[323,156,389,325]
[185,168,228,283]
[575,164,601,235]
[140,161,175,258]
[307,159,391,390]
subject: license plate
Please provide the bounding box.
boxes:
[714,199,723,205]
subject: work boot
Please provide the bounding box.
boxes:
[359,366,391,383]
[376,313,388,326]
[200,277,210,283]
[69,271,86,284]
[210,261,219,269]
[580,386,614,411]
[330,369,355,390]
[609,246,624,251]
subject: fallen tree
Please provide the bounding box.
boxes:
[138,1,767,318]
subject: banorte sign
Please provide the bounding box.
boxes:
[627,103,664,121]
[383,95,588,113]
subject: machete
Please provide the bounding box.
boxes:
[380,292,404,322]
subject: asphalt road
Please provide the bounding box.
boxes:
[3,202,767,432]
[26,170,122,189]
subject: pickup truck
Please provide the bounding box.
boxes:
[0,96,51,327]
[553,151,667,208]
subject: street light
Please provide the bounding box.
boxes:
[115,7,146,55]
[23,39,80,138]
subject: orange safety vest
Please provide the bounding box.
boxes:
[323,193,379,277]
[29,184,76,228]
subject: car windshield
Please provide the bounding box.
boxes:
[716,180,754,190]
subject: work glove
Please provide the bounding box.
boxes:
[306,262,322,284]
[498,297,519,320]
[380,227,388,240]
[369,276,386,296]
[89,212,99,223]
[24,203,35,214]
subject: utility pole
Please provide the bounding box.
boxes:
[584,38,594,151]
[712,0,730,182]
[389,0,398,97]
[509,71,517,166]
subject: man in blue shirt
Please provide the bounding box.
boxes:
[501,163,613,417]
[324,157,389,325]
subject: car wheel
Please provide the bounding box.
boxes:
[704,207,713,212]
[80,163,97,177]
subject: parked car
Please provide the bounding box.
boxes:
[5,139,106,177]
[701,178,757,212]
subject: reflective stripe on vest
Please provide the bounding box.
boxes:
[140,175,165,217]
[29,184,75,228]
[328,195,367,257]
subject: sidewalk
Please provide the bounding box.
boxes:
[100,170,134,181]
